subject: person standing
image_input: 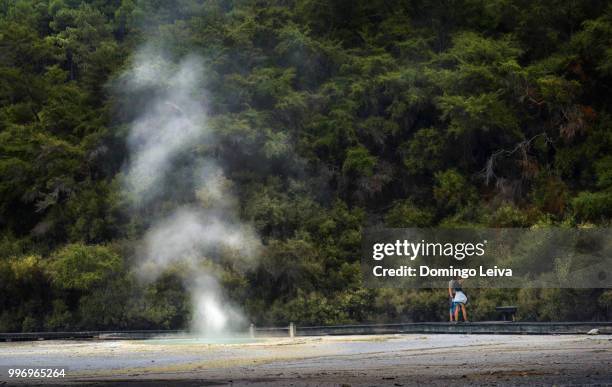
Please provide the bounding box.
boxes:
[448,276,461,322]
[453,278,468,322]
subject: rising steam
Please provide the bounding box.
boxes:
[118,46,259,336]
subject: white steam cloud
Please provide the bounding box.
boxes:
[119,46,259,336]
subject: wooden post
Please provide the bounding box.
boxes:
[289,322,295,338]
[249,323,255,338]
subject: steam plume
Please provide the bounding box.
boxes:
[118,45,259,336]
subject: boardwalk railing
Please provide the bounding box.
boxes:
[293,321,612,336]
[1,321,611,341]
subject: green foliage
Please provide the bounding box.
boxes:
[47,243,121,291]
[571,191,612,223]
[599,290,612,320]
[518,289,603,321]
[385,200,434,227]
[0,0,611,330]
[571,5,612,77]
[342,145,377,177]
[531,175,568,217]
[402,127,446,175]
[487,203,531,227]
[0,255,48,332]
[280,291,348,325]
[433,169,477,213]
[45,300,73,331]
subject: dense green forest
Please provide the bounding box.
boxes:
[1,0,611,332]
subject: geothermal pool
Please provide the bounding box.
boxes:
[145,336,262,345]
[0,334,610,386]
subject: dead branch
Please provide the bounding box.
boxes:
[479,132,553,186]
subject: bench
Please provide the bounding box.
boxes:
[496,306,518,321]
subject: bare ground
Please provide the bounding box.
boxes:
[1,334,611,386]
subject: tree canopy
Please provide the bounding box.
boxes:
[1,0,611,331]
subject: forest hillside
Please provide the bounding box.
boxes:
[1,0,611,332]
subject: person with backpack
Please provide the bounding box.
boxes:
[453,278,469,322]
[448,276,461,322]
